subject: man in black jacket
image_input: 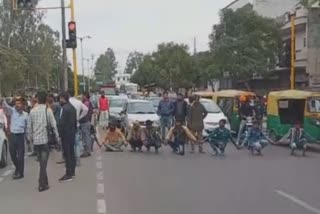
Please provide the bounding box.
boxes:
[173,93,188,124]
[58,91,77,182]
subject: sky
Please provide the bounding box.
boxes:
[39,0,233,75]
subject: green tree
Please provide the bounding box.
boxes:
[131,54,157,86]
[0,0,62,95]
[209,7,281,84]
[124,51,143,74]
[300,0,320,8]
[94,48,118,84]
[152,42,194,90]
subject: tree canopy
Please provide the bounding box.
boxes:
[0,0,61,95]
[124,51,143,74]
[94,48,118,85]
[209,7,281,81]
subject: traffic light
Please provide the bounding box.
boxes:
[66,21,77,49]
[17,0,33,9]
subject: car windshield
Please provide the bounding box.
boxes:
[146,97,160,107]
[201,100,221,113]
[110,99,127,108]
[127,102,155,114]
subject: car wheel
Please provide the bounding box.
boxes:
[0,142,8,168]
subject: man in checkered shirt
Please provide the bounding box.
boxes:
[27,91,60,192]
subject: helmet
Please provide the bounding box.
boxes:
[239,95,247,103]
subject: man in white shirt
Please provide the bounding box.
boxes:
[68,89,88,166]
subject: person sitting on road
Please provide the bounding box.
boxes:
[206,119,240,156]
[244,120,269,155]
[277,122,315,156]
[127,121,144,152]
[166,119,197,156]
[103,123,127,152]
[142,120,161,154]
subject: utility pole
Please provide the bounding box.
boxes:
[193,37,197,55]
[290,12,296,90]
[80,38,85,92]
[86,58,90,92]
[61,0,68,91]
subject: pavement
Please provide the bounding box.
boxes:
[0,133,320,214]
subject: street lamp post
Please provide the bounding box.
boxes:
[78,35,91,92]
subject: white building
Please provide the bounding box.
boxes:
[114,73,131,86]
[224,0,251,10]
[253,0,299,18]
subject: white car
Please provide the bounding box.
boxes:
[186,98,230,136]
[122,99,160,129]
[0,125,8,168]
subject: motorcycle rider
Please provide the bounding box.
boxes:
[237,95,255,145]
[206,119,240,156]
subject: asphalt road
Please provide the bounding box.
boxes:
[0,139,320,214]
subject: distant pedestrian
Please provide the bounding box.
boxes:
[58,91,77,182]
[98,91,110,129]
[80,92,93,157]
[188,95,207,153]
[2,96,28,179]
[157,91,174,140]
[47,93,61,123]
[68,89,88,166]
[27,91,60,192]
[173,93,188,124]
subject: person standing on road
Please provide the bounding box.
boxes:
[188,95,207,153]
[98,91,110,129]
[68,89,88,166]
[47,93,61,123]
[27,91,60,192]
[80,92,93,157]
[157,92,174,140]
[58,91,77,182]
[2,97,28,179]
[173,93,188,124]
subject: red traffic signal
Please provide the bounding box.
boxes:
[68,21,76,32]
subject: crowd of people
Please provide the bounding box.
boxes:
[0,89,313,193]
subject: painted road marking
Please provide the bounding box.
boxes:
[97,183,105,194]
[97,199,106,214]
[96,171,104,181]
[275,190,320,214]
[2,169,13,177]
[96,161,102,169]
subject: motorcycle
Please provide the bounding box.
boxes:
[238,116,254,146]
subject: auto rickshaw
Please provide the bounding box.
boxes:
[211,90,256,134]
[267,90,320,143]
[192,91,215,100]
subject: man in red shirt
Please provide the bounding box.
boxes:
[98,91,109,129]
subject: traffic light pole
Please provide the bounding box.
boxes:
[80,38,86,92]
[290,13,296,90]
[70,0,79,96]
[61,0,68,91]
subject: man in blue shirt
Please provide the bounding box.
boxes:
[157,92,174,140]
[245,121,269,155]
[2,96,28,179]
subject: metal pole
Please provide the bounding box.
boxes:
[61,0,68,91]
[290,13,296,90]
[70,0,79,96]
[80,38,86,92]
[86,59,90,92]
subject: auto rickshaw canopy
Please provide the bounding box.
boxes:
[267,90,320,115]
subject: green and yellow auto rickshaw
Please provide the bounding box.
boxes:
[267,90,320,143]
[212,90,256,134]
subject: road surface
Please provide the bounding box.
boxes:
[0,140,320,214]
